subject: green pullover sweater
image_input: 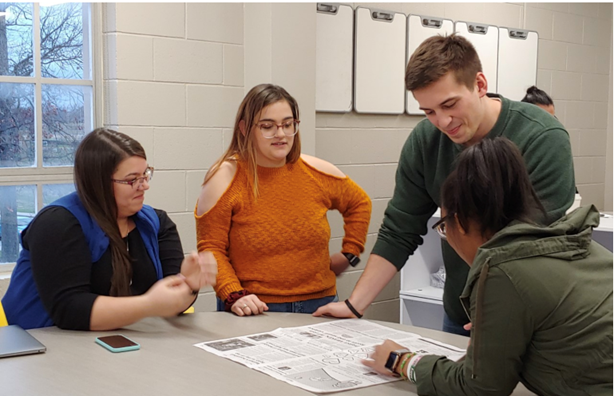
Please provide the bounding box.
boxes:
[415,205,613,395]
[372,94,575,324]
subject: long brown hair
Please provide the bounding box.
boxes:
[203,84,302,197]
[441,137,546,238]
[74,128,146,296]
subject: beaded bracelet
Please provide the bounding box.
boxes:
[407,354,424,384]
[398,352,414,380]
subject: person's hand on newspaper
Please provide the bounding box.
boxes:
[313,301,356,318]
[362,339,406,376]
[232,294,268,317]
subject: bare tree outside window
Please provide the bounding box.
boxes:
[0,2,93,264]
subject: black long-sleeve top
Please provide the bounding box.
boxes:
[23,206,184,330]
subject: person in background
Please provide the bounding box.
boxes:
[2,128,217,330]
[522,85,583,210]
[364,137,612,396]
[195,84,371,317]
[315,34,575,337]
[521,85,555,116]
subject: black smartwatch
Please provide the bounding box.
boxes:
[384,349,411,375]
[342,252,361,267]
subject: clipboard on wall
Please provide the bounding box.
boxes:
[497,28,539,101]
[316,3,354,112]
[354,7,406,114]
[406,15,454,115]
[454,21,500,93]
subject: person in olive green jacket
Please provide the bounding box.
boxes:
[365,137,612,396]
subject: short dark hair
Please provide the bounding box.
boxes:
[74,128,146,296]
[521,86,554,106]
[405,33,482,92]
[441,137,545,237]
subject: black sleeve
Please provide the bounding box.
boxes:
[25,207,98,330]
[154,209,183,277]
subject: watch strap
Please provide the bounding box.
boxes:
[342,252,361,267]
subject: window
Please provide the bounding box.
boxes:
[0,3,99,267]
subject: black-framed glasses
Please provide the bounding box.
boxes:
[257,119,300,139]
[432,212,455,239]
[112,166,154,190]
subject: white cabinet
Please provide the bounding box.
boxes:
[594,214,613,252]
[399,210,445,330]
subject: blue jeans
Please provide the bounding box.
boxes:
[443,312,470,337]
[217,295,338,314]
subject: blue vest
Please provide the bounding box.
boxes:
[2,192,162,329]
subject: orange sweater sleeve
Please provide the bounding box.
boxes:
[333,177,372,255]
[195,184,243,301]
[303,162,372,256]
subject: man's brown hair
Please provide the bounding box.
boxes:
[405,33,482,92]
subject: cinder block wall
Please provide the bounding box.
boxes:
[100,2,612,322]
[104,3,246,310]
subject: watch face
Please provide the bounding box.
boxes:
[384,351,400,372]
[384,349,410,373]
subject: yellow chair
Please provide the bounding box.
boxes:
[0,301,8,327]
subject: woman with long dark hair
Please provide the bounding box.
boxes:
[365,137,612,395]
[3,128,217,330]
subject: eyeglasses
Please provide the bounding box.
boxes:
[256,119,300,139]
[432,212,455,239]
[112,166,154,189]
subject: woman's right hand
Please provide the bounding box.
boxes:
[232,294,269,317]
[180,250,218,292]
[144,276,195,317]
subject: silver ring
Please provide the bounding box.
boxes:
[243,304,249,309]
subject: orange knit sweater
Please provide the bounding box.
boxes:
[195,158,371,303]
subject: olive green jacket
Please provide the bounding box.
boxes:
[415,206,613,396]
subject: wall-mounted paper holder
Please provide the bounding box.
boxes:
[371,11,394,22]
[317,3,338,14]
[422,18,443,28]
[508,29,528,40]
[468,24,488,34]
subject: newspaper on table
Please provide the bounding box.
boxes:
[194,319,465,394]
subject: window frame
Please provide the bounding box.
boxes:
[0,3,103,272]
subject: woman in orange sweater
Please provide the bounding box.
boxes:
[195,84,371,316]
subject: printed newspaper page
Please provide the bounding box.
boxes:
[194,320,465,394]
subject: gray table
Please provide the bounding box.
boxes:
[0,313,534,395]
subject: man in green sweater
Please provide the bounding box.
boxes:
[314,34,575,335]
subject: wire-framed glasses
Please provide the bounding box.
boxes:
[432,212,455,239]
[257,119,300,139]
[112,166,154,189]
